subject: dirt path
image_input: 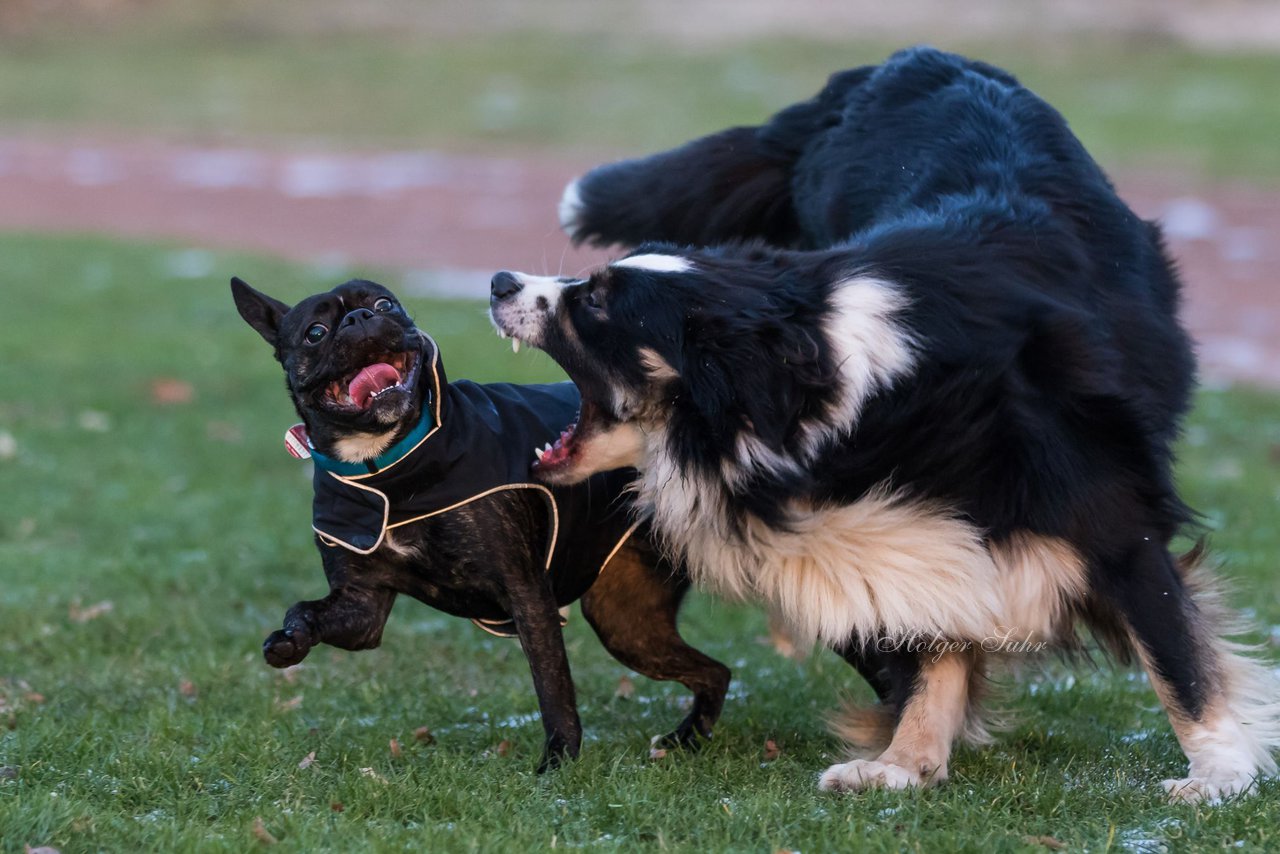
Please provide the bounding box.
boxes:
[1,135,1275,387]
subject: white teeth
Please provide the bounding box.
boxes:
[498,330,508,339]
[535,446,546,461]
[544,442,552,452]
[512,339,521,354]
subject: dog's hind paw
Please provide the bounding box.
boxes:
[1162,774,1258,804]
[263,628,313,668]
[818,759,924,792]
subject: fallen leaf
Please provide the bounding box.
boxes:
[179,680,197,699]
[251,816,277,845]
[274,695,302,712]
[1022,836,1067,851]
[496,740,513,757]
[150,378,195,405]
[69,600,114,624]
[389,738,402,759]
[649,747,668,760]
[614,675,635,700]
[25,846,60,854]
[359,767,388,784]
[297,751,316,770]
[0,766,17,780]
[330,802,344,813]
[413,726,434,744]
[763,739,782,762]
[1269,444,1280,465]
[23,692,45,705]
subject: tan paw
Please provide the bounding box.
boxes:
[818,759,923,792]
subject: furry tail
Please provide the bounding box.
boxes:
[560,126,800,248]
[561,66,875,249]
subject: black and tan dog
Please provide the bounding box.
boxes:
[230,276,728,771]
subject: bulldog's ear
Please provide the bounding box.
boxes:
[230,277,291,347]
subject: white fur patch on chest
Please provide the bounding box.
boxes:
[332,428,397,463]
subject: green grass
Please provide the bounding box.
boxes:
[2,14,1280,179]
[1,233,1279,852]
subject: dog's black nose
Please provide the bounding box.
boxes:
[340,307,375,328]
[490,271,524,300]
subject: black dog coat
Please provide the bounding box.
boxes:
[304,341,640,634]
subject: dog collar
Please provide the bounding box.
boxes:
[305,405,435,477]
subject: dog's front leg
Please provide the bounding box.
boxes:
[504,572,582,773]
[264,583,397,668]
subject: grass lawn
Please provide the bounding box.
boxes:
[1,15,1279,181]
[0,234,1278,851]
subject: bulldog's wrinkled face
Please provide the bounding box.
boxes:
[232,277,431,460]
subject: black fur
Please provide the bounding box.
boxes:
[492,47,1260,787]
[231,277,729,772]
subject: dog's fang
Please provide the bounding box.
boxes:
[535,447,546,461]
[512,338,521,354]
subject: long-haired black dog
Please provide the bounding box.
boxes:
[490,47,1280,800]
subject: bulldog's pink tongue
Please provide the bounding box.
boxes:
[348,363,401,408]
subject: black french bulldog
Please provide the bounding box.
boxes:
[230,276,729,771]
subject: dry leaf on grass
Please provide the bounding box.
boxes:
[649,747,668,760]
[330,802,344,813]
[297,751,316,770]
[150,378,195,405]
[0,766,18,780]
[413,726,434,743]
[68,600,114,623]
[251,816,277,845]
[389,738,402,759]
[274,695,302,712]
[23,692,45,705]
[1022,836,1067,850]
[614,675,635,700]
[359,767,389,784]
[179,680,197,699]
[496,739,513,758]
[763,739,782,762]
[25,846,61,854]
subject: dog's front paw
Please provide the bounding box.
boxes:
[1162,774,1257,804]
[263,628,313,668]
[818,759,926,792]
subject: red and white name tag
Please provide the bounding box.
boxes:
[284,423,312,459]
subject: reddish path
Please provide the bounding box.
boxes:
[1,135,1275,387]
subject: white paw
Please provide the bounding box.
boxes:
[818,759,923,792]
[1162,774,1257,804]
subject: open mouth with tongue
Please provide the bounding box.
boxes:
[324,350,419,412]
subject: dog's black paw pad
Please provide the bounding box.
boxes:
[263,629,311,668]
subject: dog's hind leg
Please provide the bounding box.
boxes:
[819,648,976,791]
[1098,538,1279,803]
[580,543,731,750]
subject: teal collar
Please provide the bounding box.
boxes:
[308,408,435,477]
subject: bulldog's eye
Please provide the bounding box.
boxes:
[584,290,603,310]
[373,297,395,313]
[304,323,328,344]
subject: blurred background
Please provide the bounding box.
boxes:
[0,0,1278,382]
[1,3,1279,849]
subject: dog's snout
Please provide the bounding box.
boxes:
[341,307,375,328]
[490,271,524,301]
